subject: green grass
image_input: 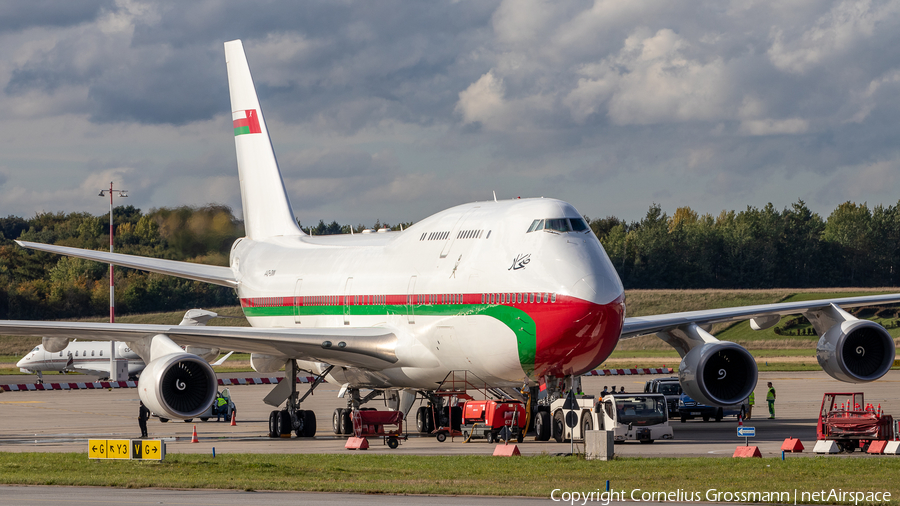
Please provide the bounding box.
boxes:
[0,453,896,501]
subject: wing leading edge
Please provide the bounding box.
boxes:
[622,292,900,339]
[0,320,397,370]
[16,240,237,288]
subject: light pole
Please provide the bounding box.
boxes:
[98,182,128,380]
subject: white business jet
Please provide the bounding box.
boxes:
[0,40,896,441]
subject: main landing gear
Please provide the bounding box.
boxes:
[267,361,333,438]
[331,388,384,435]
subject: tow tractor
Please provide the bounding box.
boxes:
[549,393,674,444]
[817,392,894,452]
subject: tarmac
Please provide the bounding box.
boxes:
[2,370,899,458]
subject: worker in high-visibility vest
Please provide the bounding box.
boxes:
[766,382,776,419]
[746,391,755,420]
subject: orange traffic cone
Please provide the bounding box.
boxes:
[230,410,237,426]
[191,424,199,443]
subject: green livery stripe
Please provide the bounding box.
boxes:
[234,126,250,136]
[241,303,536,375]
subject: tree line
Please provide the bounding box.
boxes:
[589,200,900,289]
[0,200,896,320]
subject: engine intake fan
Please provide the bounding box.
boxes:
[139,353,217,419]
[679,342,758,407]
[817,319,895,383]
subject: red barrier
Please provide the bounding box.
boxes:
[781,438,804,452]
[733,446,762,458]
[493,444,521,456]
[867,440,888,454]
[345,437,369,450]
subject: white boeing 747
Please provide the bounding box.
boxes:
[2,40,898,441]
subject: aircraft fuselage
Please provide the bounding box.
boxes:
[233,197,625,388]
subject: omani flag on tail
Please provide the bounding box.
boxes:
[233,109,261,136]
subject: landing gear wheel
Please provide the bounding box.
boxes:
[552,410,565,443]
[534,410,551,441]
[424,407,435,434]
[200,417,209,422]
[278,409,292,436]
[387,436,399,449]
[340,408,353,435]
[268,410,279,438]
[436,431,447,443]
[183,419,193,423]
[303,410,317,437]
[333,408,343,434]
[416,406,427,433]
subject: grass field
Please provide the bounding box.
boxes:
[0,453,897,501]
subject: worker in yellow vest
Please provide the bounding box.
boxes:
[766,382,776,419]
[746,391,755,420]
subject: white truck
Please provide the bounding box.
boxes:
[550,393,674,444]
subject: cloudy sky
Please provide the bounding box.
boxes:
[1,0,899,226]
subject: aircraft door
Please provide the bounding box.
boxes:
[407,275,417,324]
[440,208,476,258]
[343,277,353,325]
[293,279,303,324]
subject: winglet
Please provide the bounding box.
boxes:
[224,39,304,239]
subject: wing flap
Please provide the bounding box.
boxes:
[0,321,396,370]
[16,241,237,288]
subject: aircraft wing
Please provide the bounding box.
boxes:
[621,292,900,339]
[0,321,396,370]
[16,240,237,288]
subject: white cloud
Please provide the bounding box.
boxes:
[739,118,810,136]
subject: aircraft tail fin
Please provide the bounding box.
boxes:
[224,39,304,240]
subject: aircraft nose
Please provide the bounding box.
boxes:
[15,356,28,368]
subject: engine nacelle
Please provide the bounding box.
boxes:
[817,319,895,383]
[679,342,758,407]
[138,353,217,420]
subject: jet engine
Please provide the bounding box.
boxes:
[678,342,758,407]
[816,319,895,383]
[138,353,217,420]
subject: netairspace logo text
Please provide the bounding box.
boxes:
[550,488,892,505]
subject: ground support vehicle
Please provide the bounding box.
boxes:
[351,409,407,449]
[458,399,526,443]
[817,392,894,453]
[677,393,746,422]
[550,393,674,444]
[643,377,682,417]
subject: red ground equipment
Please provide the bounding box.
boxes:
[458,399,527,443]
[817,392,894,453]
[351,409,407,449]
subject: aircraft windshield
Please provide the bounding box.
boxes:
[614,396,667,425]
[527,217,591,234]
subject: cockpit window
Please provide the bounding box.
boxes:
[527,219,544,233]
[569,217,589,232]
[32,346,40,352]
[527,217,590,234]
